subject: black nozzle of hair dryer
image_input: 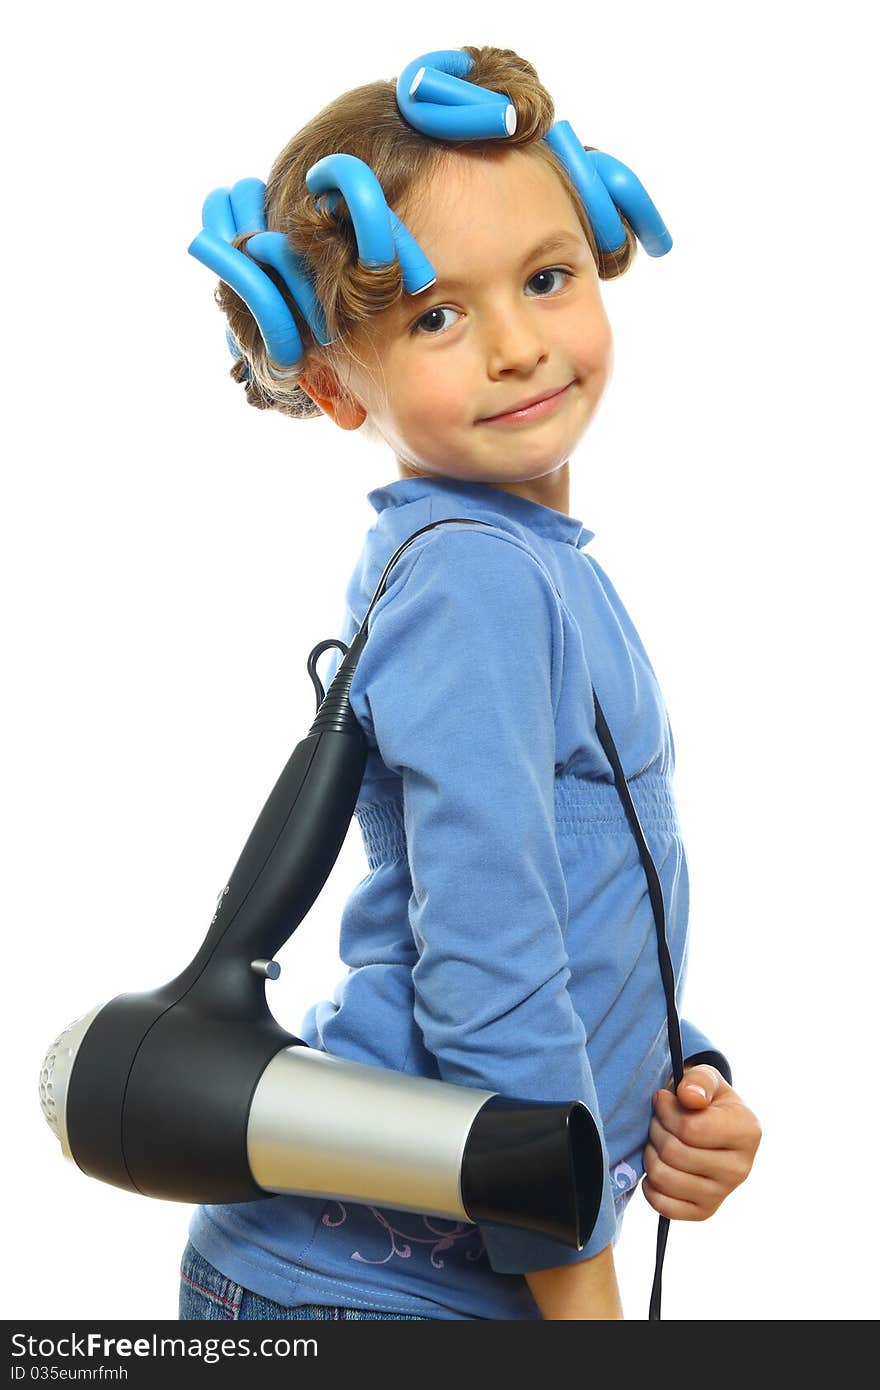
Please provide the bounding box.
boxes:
[39,632,604,1252]
[460,1094,603,1247]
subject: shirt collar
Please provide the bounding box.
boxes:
[366,476,594,549]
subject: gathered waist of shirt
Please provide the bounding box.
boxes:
[354,769,681,870]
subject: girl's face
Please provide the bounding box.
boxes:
[307,148,614,502]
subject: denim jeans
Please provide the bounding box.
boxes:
[179,1239,434,1320]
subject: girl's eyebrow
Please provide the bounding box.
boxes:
[426,231,585,294]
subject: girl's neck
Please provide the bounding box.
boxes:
[395,460,572,517]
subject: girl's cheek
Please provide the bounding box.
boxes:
[408,384,463,428]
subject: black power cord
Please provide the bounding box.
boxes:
[592,690,684,1320]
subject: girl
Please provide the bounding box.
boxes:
[179,44,760,1322]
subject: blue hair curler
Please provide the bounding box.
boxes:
[305,154,436,294]
[544,123,672,257]
[396,49,516,140]
[246,232,333,347]
[190,48,672,378]
[224,327,251,381]
[189,179,308,368]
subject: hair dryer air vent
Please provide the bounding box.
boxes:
[38,1003,106,1158]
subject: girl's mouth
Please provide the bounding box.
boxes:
[479,382,573,425]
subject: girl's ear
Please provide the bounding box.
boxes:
[297,362,367,431]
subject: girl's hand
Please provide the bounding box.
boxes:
[641,1064,762,1221]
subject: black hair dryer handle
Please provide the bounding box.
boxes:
[167,633,369,1020]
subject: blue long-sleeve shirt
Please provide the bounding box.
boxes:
[187,475,731,1320]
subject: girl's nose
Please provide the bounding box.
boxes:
[483,301,549,377]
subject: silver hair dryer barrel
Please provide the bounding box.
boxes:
[39,525,606,1253]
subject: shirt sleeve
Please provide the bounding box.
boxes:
[347,525,617,1274]
[680,1018,733,1086]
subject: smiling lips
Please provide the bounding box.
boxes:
[480,382,573,424]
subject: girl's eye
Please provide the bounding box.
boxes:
[526,267,571,296]
[411,305,460,336]
[409,267,572,337]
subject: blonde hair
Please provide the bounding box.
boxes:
[215,45,637,421]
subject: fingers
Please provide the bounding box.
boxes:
[652,1087,756,1151]
[647,1116,749,1185]
[643,1138,736,1208]
[641,1176,710,1222]
[678,1061,722,1095]
[662,1063,727,1094]
[642,1141,733,1220]
[643,1071,762,1221]
[677,1064,727,1107]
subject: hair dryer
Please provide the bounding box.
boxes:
[39,518,607,1254]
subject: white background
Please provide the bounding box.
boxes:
[4,0,877,1322]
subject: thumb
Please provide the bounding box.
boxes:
[676,1063,724,1109]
